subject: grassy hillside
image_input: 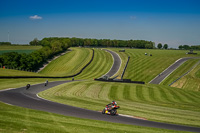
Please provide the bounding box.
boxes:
[75,48,113,79]
[0,47,112,78]
[1,48,200,132]
[0,68,44,77]
[171,63,200,91]
[39,48,93,76]
[161,59,200,86]
[39,81,200,127]
[110,49,200,83]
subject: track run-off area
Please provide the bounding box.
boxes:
[0,49,200,132]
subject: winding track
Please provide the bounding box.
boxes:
[103,49,121,77]
[0,50,200,132]
[149,57,197,84]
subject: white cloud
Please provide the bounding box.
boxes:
[29,15,42,20]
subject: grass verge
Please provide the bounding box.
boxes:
[171,63,200,91]
[161,59,200,87]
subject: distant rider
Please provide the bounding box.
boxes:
[26,84,30,90]
[45,80,48,86]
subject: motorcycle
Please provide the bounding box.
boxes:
[102,104,120,116]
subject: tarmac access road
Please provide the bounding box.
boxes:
[149,57,197,84]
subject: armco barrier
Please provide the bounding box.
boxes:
[0,49,94,79]
[94,78,145,84]
[121,56,130,79]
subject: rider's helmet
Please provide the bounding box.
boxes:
[112,101,117,105]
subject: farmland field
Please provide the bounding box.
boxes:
[0,45,42,55]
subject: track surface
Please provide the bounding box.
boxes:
[104,49,121,77]
[150,57,196,84]
[0,51,200,132]
[0,81,200,132]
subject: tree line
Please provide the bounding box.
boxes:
[0,37,168,72]
[0,42,12,45]
[0,39,70,71]
[178,45,200,50]
[31,37,155,49]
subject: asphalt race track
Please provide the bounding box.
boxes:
[104,49,121,77]
[0,50,200,132]
[0,81,200,132]
[149,57,197,84]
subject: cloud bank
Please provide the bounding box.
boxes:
[29,15,42,20]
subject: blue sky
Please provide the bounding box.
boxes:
[0,0,200,48]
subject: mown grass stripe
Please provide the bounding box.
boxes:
[136,85,146,101]
[123,85,131,100]
[167,88,186,103]
[172,89,198,103]
[76,49,112,79]
[109,85,118,100]
[157,86,173,103]
[148,87,157,102]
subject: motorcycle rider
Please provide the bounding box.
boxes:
[110,100,117,107]
[105,101,117,114]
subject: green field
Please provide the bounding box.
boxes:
[110,49,200,83]
[75,48,113,79]
[171,63,200,91]
[0,45,42,50]
[39,48,93,76]
[161,59,200,86]
[0,45,42,55]
[1,47,200,132]
[0,45,44,77]
[0,68,43,77]
[0,50,36,55]
[0,101,185,133]
[39,80,200,127]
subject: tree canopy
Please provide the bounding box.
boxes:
[178,45,200,50]
[39,37,155,49]
[157,43,162,49]
[0,38,71,71]
[163,44,168,49]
